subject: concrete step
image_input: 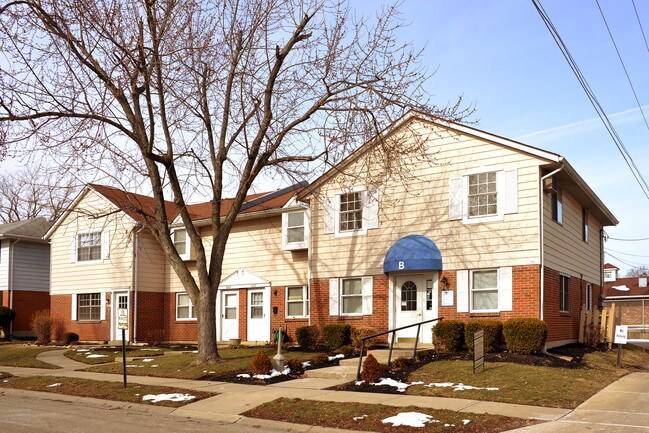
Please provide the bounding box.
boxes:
[339,345,434,367]
[303,364,357,380]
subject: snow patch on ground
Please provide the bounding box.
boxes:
[236,374,251,378]
[252,367,290,380]
[142,393,196,403]
[86,354,108,359]
[75,349,90,353]
[382,412,437,427]
[328,354,344,361]
[46,383,62,387]
[302,361,311,368]
[425,382,499,392]
[141,358,154,362]
[353,414,368,421]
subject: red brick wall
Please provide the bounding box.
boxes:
[161,292,198,342]
[2,290,50,335]
[50,294,111,342]
[270,285,309,342]
[135,291,167,343]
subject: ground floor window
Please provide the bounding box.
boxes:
[176,293,196,320]
[77,293,101,321]
[560,275,570,313]
[286,286,309,318]
[341,278,362,315]
[471,269,498,311]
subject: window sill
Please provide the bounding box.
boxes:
[560,311,570,317]
[282,242,308,251]
[76,320,102,324]
[175,318,197,322]
[470,312,500,318]
[285,317,309,320]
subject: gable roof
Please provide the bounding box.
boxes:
[603,276,649,298]
[0,217,52,242]
[604,263,620,270]
[89,184,179,223]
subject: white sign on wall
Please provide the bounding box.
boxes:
[441,290,454,307]
[614,325,628,345]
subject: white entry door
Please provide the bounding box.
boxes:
[247,288,270,342]
[394,274,437,343]
[221,291,239,340]
[112,291,129,341]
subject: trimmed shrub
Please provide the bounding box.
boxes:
[286,358,304,374]
[360,354,386,384]
[62,332,80,345]
[0,307,16,338]
[251,351,273,375]
[391,356,415,371]
[30,310,53,343]
[336,345,356,358]
[351,326,378,350]
[504,318,548,355]
[323,324,351,350]
[311,352,330,364]
[295,325,319,349]
[465,320,502,353]
[432,320,465,352]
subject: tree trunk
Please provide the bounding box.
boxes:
[193,283,221,364]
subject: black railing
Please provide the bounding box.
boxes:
[356,317,443,380]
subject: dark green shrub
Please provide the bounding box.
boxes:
[62,332,79,345]
[432,320,465,352]
[351,326,378,349]
[286,358,304,373]
[465,320,502,353]
[336,345,356,358]
[30,310,53,343]
[295,325,319,349]
[311,352,330,364]
[504,318,548,355]
[361,354,387,384]
[251,351,273,375]
[391,356,415,371]
[323,324,351,350]
[0,307,16,338]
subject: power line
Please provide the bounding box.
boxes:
[606,247,649,258]
[608,235,649,241]
[631,0,649,54]
[606,251,649,268]
[595,0,649,134]
[531,0,649,201]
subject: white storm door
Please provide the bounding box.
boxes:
[112,292,129,341]
[421,273,439,344]
[247,288,270,342]
[221,291,239,340]
[395,275,425,341]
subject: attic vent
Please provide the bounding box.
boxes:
[640,277,648,288]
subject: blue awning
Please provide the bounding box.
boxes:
[383,235,443,273]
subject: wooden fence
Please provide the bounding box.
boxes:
[579,303,619,349]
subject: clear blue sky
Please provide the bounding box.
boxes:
[353,0,649,274]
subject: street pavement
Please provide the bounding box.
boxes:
[2,349,649,432]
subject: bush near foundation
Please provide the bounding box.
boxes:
[0,307,16,339]
[465,320,502,353]
[351,326,378,350]
[295,325,319,349]
[360,354,387,384]
[323,324,351,350]
[62,332,80,345]
[504,318,548,355]
[30,310,54,343]
[432,320,465,352]
[251,351,273,375]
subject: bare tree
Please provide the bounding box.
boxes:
[0,0,470,363]
[0,166,78,223]
[626,265,649,278]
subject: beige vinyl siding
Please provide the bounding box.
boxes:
[543,186,603,283]
[310,120,546,278]
[0,240,8,290]
[167,215,308,293]
[12,242,50,292]
[50,190,135,295]
[136,230,166,293]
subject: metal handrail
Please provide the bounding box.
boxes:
[356,317,443,380]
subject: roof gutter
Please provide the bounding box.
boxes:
[539,160,564,321]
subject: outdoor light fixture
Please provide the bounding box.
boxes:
[441,276,449,291]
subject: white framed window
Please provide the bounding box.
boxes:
[172,228,192,260]
[586,283,592,312]
[77,293,101,321]
[449,168,518,224]
[341,278,363,315]
[552,179,563,224]
[324,188,379,237]
[560,275,570,313]
[471,270,499,312]
[282,210,309,250]
[77,232,101,261]
[328,276,373,316]
[286,286,309,318]
[176,293,196,320]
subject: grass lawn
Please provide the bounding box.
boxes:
[243,398,537,432]
[0,344,62,369]
[0,375,215,407]
[64,346,166,365]
[407,346,649,408]
[85,347,314,379]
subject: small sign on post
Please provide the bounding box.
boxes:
[473,329,484,374]
[614,325,628,368]
[118,308,129,388]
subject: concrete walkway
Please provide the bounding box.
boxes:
[3,349,644,432]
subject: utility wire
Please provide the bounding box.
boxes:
[531,0,649,200]
[606,251,649,268]
[631,0,649,54]
[595,0,649,134]
[608,235,649,241]
[606,247,649,258]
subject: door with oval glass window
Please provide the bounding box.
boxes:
[394,274,437,343]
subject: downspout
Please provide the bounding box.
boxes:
[132,225,144,343]
[8,240,17,336]
[539,162,564,321]
[307,205,312,327]
[598,228,605,311]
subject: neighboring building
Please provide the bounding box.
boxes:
[604,263,620,283]
[0,217,52,337]
[602,264,649,340]
[46,112,617,348]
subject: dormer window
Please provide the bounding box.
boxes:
[172,228,192,260]
[282,210,309,250]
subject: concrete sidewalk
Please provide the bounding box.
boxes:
[6,349,645,432]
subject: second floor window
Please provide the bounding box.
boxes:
[286,212,305,243]
[468,172,497,217]
[173,229,187,255]
[552,179,563,224]
[78,232,101,261]
[339,192,363,232]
